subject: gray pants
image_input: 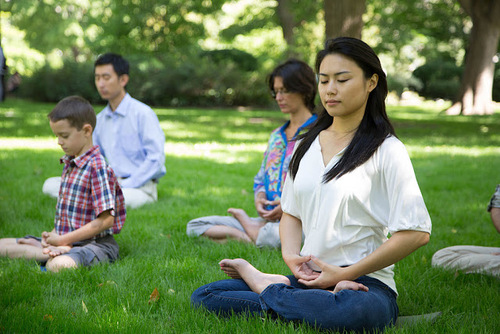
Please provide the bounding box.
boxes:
[432,245,500,277]
[186,215,281,248]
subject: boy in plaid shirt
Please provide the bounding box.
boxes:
[0,96,126,272]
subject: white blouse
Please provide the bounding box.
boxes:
[281,135,431,294]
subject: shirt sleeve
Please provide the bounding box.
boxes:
[253,131,277,197]
[380,138,431,235]
[90,160,115,218]
[121,108,166,188]
[253,153,267,197]
[281,170,301,220]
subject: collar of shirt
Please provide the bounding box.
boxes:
[104,93,131,118]
[278,113,318,140]
[60,145,101,168]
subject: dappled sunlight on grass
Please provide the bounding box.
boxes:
[0,137,266,165]
[165,141,265,164]
[0,137,59,150]
[407,144,500,157]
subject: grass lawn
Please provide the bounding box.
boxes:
[0,98,499,333]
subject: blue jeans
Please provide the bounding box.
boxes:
[191,275,398,333]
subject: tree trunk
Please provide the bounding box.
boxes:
[446,0,500,115]
[324,0,366,40]
[276,0,297,56]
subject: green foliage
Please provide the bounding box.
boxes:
[14,51,272,107]
[365,0,469,97]
[201,49,258,71]
[18,61,100,103]
[412,58,463,101]
[3,0,496,104]
[4,0,227,59]
[494,66,500,103]
[413,58,500,102]
[0,100,500,332]
[368,0,468,60]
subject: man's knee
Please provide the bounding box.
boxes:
[122,188,155,209]
[46,255,77,272]
[42,177,61,198]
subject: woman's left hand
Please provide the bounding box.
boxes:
[262,200,283,221]
[297,255,348,289]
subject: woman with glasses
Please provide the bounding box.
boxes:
[186,59,317,248]
[191,37,431,332]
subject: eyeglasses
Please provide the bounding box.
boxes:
[270,89,293,98]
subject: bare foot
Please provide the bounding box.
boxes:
[228,208,265,242]
[42,245,72,258]
[219,258,290,294]
[17,238,42,248]
[332,280,369,293]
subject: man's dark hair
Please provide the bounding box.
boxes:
[48,96,96,131]
[94,53,129,76]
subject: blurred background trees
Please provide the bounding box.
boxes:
[1,0,499,112]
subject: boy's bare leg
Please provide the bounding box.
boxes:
[227,208,266,242]
[0,238,49,262]
[17,237,43,248]
[332,280,369,293]
[203,225,252,243]
[219,258,290,294]
[46,255,77,272]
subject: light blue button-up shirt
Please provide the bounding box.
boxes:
[93,93,166,188]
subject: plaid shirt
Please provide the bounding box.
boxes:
[54,145,126,238]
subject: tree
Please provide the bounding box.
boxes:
[324,0,366,39]
[366,0,468,97]
[276,0,295,49]
[446,0,500,115]
[3,0,226,61]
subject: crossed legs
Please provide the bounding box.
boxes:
[0,237,76,272]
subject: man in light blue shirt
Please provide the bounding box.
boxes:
[93,53,166,208]
[42,53,166,209]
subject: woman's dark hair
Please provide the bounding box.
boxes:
[289,37,396,182]
[94,53,129,77]
[267,59,316,111]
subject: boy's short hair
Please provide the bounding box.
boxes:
[48,96,96,131]
[94,53,129,77]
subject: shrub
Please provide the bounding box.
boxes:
[18,61,101,104]
[15,49,274,108]
[412,59,463,101]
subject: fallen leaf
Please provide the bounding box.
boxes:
[82,300,88,313]
[168,289,175,294]
[43,314,53,321]
[98,280,117,287]
[149,288,160,304]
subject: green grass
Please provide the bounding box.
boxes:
[1,98,499,333]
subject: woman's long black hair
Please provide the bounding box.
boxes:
[289,37,396,182]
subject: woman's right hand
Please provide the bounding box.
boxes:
[283,253,320,281]
[255,195,268,217]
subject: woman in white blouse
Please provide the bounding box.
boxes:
[191,37,432,333]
